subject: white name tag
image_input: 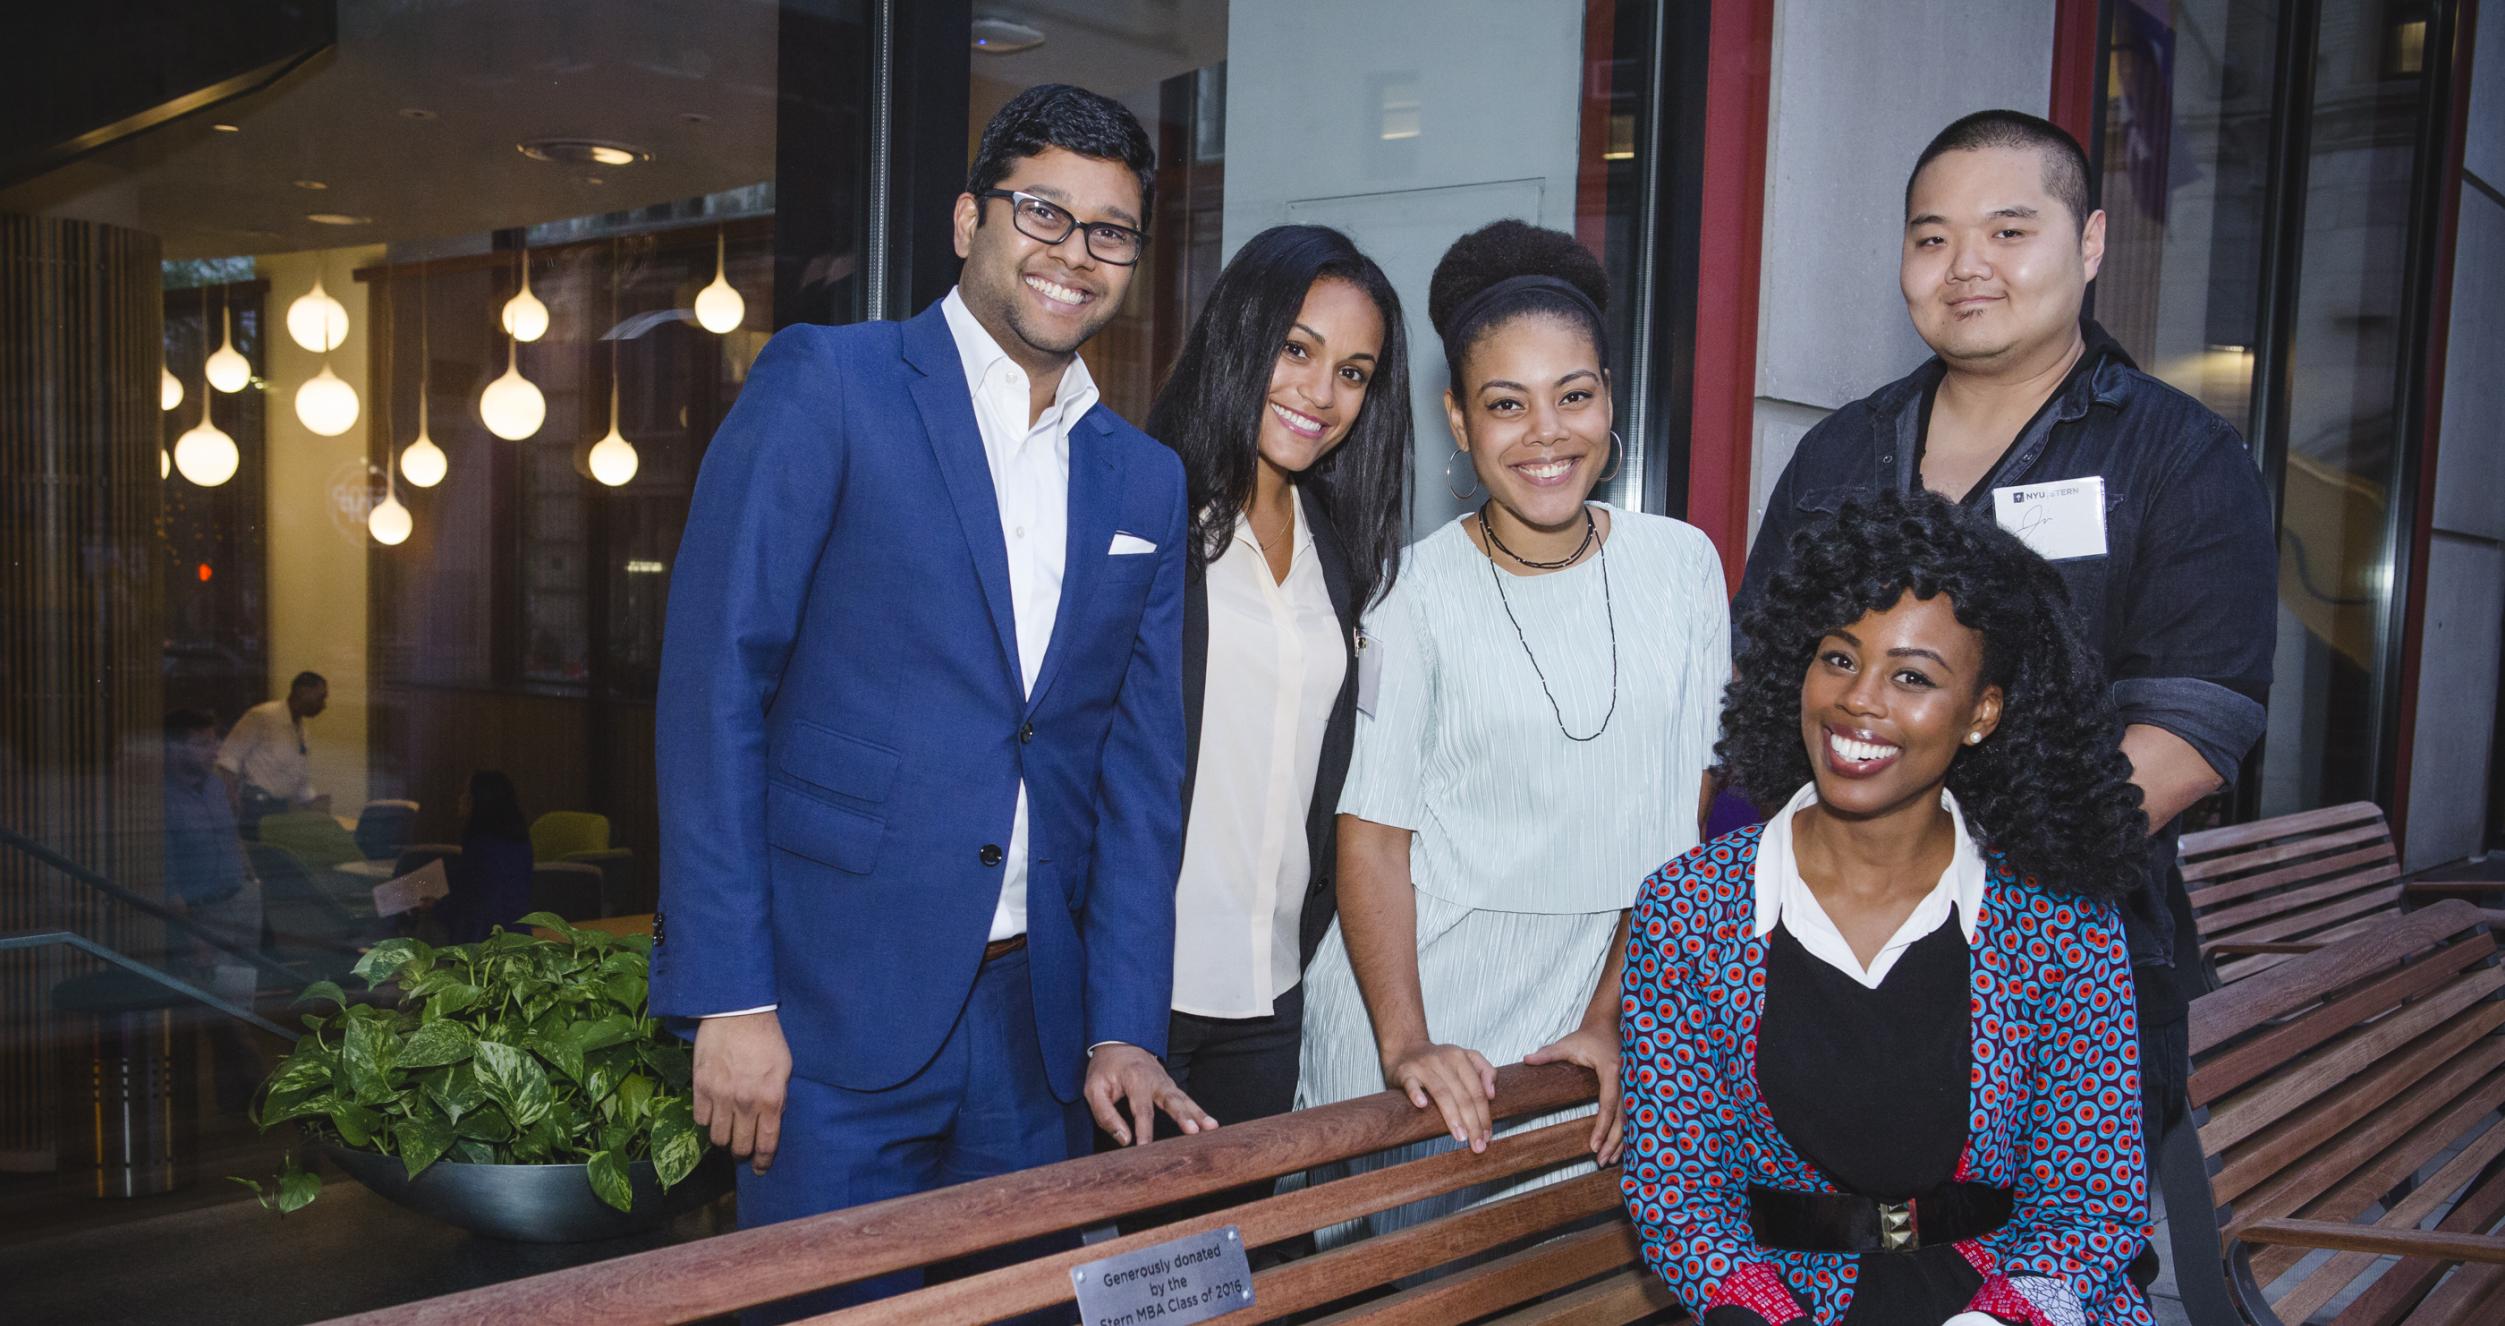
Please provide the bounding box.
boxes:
[1354,628,1382,717]
[1991,476,2108,561]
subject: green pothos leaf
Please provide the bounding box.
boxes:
[585,1150,633,1213]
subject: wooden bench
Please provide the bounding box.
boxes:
[2180,802,2409,985]
[322,1061,1679,1325]
[2172,900,2505,1325]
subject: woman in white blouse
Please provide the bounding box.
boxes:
[1140,225,1414,1141]
[1295,221,1729,1237]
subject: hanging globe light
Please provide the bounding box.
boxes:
[401,389,447,487]
[205,307,252,393]
[587,375,639,487]
[367,489,413,545]
[286,276,350,354]
[478,337,545,440]
[160,448,170,480]
[174,412,239,487]
[160,365,184,411]
[500,258,550,343]
[294,361,361,436]
[693,226,744,334]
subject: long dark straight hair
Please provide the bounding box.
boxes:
[1145,225,1413,610]
[463,769,528,844]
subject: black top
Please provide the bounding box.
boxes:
[1179,494,1361,970]
[1720,923,1982,1326]
[1733,320,2278,1013]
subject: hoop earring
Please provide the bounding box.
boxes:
[1444,447,1481,502]
[1596,430,1623,484]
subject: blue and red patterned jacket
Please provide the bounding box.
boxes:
[1619,826,2153,1326]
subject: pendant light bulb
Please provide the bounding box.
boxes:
[174,410,239,487]
[294,361,361,436]
[693,228,744,334]
[286,276,350,354]
[160,448,171,480]
[205,308,252,393]
[479,338,545,440]
[402,394,447,487]
[588,379,638,486]
[160,365,184,412]
[501,263,550,343]
[367,490,413,546]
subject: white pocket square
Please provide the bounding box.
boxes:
[1108,532,1157,555]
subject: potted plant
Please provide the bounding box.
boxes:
[236,913,721,1241]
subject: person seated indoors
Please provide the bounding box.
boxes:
[1621,490,2154,1326]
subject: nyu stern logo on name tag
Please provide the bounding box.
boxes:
[1991,476,2109,561]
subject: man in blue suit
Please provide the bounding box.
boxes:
[651,84,1213,1301]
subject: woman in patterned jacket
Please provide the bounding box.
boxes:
[1621,489,2154,1326]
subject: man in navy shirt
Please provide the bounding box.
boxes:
[1736,110,2276,1146]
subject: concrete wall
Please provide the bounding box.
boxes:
[257,246,378,816]
[1747,0,2056,544]
[2403,7,2505,869]
[1224,0,1586,532]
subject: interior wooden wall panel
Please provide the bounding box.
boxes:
[0,213,166,1169]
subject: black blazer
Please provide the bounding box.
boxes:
[1180,499,1362,972]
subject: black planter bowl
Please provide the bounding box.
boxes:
[322,1145,731,1242]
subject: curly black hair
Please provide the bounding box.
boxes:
[1718,489,2148,899]
[1426,219,1610,389]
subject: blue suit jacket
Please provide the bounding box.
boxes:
[650,301,1188,1103]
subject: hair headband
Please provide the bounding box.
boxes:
[1443,273,1605,350]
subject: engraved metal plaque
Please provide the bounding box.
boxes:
[1069,1225,1255,1326]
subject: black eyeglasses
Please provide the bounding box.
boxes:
[976,189,1148,266]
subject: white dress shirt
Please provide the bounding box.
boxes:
[216,699,314,804]
[1751,781,1986,988]
[942,286,1098,943]
[702,290,1099,1022]
[1172,491,1344,1019]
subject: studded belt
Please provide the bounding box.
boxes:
[1747,1180,2014,1253]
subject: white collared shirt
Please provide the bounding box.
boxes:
[1172,492,1344,1018]
[941,287,1099,942]
[216,699,314,804]
[1752,782,1987,989]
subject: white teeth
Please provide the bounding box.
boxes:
[1519,459,1572,480]
[1271,403,1322,433]
[1829,732,1900,763]
[1026,275,1086,306]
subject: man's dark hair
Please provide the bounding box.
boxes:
[290,671,326,693]
[1718,489,2148,900]
[967,83,1157,226]
[164,708,217,742]
[1906,109,2095,231]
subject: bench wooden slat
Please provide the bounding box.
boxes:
[2214,1021,2505,1211]
[2190,903,2492,1057]
[2200,865,2405,935]
[2207,884,2407,950]
[2263,1113,2505,1322]
[2181,821,2392,885]
[2236,1056,2505,1267]
[2198,965,2505,1157]
[2236,1219,2505,1264]
[1487,1266,1682,1325]
[2187,842,2396,905]
[324,1062,1598,1325]
[2414,1267,2505,1326]
[1303,1217,1640,1325]
[808,1116,1598,1325]
[2190,931,2498,1103]
[2179,801,2386,858]
[2296,1162,2505,1326]
[1234,1171,1626,1323]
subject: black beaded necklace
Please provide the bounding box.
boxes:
[1476,504,1618,742]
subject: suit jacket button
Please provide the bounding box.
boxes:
[1019,721,1035,744]
[979,844,1004,867]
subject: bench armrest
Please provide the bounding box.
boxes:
[2234,1219,2505,1264]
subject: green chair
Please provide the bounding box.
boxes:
[258,811,362,871]
[530,811,611,863]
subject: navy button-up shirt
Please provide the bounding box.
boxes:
[1736,322,2277,997]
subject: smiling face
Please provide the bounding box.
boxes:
[1443,314,1612,532]
[1799,590,2003,821]
[1258,276,1386,479]
[952,146,1144,369]
[1901,145,2105,371]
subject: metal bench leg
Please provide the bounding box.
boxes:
[2155,1113,2252,1325]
